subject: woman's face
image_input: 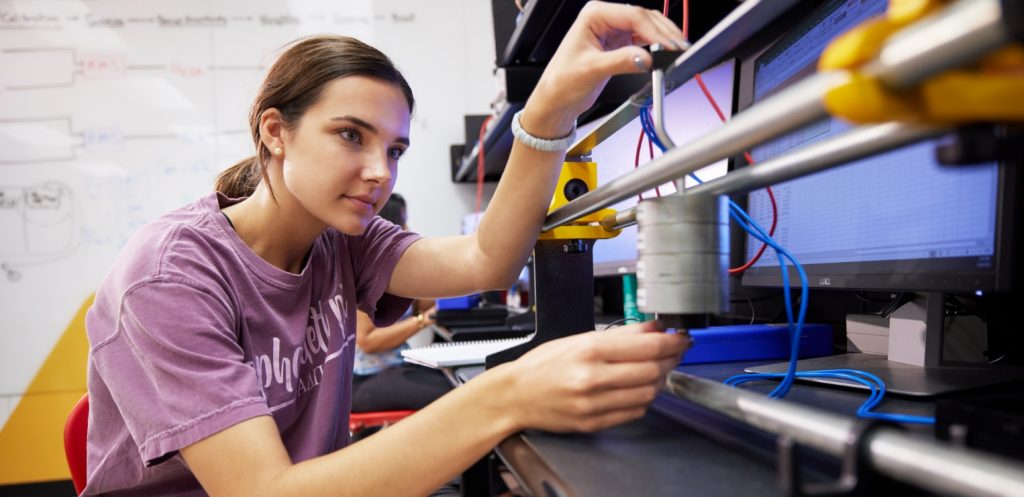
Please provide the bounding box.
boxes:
[280,76,410,235]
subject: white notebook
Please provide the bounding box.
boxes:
[401,335,533,368]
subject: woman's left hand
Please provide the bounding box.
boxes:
[522,2,687,137]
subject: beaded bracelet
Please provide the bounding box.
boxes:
[510,110,577,152]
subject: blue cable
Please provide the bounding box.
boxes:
[638,105,667,152]
[637,106,934,424]
[724,369,935,424]
[640,104,806,396]
[729,204,807,398]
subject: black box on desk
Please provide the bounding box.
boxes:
[434,305,508,328]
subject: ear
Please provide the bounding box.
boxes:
[258,108,287,155]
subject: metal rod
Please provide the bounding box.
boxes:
[546,0,1012,231]
[650,68,685,192]
[595,122,943,231]
[600,209,636,232]
[544,72,844,231]
[666,371,1024,497]
[688,122,946,197]
[650,69,677,152]
[566,0,803,157]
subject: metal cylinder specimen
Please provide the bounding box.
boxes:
[636,194,730,317]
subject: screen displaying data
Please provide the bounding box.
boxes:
[743,0,999,277]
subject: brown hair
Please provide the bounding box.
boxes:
[215,35,415,198]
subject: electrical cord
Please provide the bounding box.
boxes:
[725,369,936,424]
[634,117,662,201]
[878,293,908,318]
[732,195,933,425]
[639,110,807,397]
[475,115,493,221]
[726,198,808,399]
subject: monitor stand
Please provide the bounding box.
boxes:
[746,292,1024,397]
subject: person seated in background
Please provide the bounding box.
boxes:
[352,193,452,414]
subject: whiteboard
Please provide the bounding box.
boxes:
[0,0,496,426]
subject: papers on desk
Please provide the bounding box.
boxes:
[401,335,532,368]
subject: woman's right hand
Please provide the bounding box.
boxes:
[521,2,687,139]
[496,321,689,433]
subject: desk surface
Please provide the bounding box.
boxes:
[456,360,938,497]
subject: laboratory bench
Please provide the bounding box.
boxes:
[452,359,1013,497]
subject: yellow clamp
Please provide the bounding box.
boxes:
[820,0,1024,124]
[538,161,620,241]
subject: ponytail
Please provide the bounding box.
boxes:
[215,156,263,198]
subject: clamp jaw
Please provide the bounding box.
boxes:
[538,161,620,241]
[821,0,1024,124]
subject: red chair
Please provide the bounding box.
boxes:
[64,393,90,495]
[64,395,410,492]
[348,410,415,438]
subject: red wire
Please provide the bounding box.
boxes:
[695,74,726,121]
[693,74,779,274]
[475,115,493,217]
[682,0,689,41]
[634,125,646,202]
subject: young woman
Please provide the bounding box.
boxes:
[84,3,691,496]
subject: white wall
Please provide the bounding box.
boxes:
[0,0,500,428]
[376,0,501,237]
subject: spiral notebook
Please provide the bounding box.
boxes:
[401,334,533,368]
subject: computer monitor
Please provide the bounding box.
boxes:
[589,59,736,277]
[735,0,1021,395]
[740,0,1013,293]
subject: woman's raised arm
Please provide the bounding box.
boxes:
[387,3,687,298]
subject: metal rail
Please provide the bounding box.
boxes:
[546,0,1014,232]
[546,71,843,230]
[598,122,945,231]
[688,122,945,196]
[666,372,1024,497]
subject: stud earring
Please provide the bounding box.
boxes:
[273,147,283,156]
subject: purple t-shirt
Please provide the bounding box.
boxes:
[83,192,419,496]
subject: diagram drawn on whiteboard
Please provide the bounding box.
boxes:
[0,182,79,282]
